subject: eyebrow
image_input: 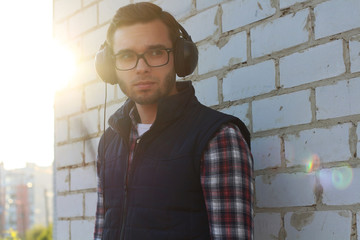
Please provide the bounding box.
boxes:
[114,44,169,56]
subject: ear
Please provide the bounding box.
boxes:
[174,36,198,77]
[95,42,118,85]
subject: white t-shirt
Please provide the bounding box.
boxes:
[137,123,152,137]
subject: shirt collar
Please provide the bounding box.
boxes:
[129,106,140,127]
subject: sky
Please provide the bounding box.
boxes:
[0,1,75,169]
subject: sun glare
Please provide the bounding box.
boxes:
[0,0,78,169]
[43,40,77,93]
[0,40,77,170]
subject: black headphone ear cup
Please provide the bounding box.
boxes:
[95,44,118,85]
[174,37,198,77]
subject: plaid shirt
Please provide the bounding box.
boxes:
[94,110,253,240]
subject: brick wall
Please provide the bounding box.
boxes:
[53,0,360,239]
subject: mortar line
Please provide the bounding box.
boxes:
[254,158,360,177]
[343,39,351,73]
[351,212,357,240]
[349,123,358,158]
[246,29,252,64]
[280,135,286,168]
[275,59,280,89]
[308,6,315,44]
[279,211,285,240]
[310,88,317,123]
[69,219,71,240]
[248,101,253,135]
[218,76,224,105]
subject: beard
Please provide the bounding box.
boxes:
[117,69,176,105]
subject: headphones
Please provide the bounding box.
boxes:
[95,22,198,85]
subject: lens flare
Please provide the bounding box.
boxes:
[331,167,353,190]
[305,154,320,173]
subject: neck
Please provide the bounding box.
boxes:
[135,103,158,124]
[134,82,179,124]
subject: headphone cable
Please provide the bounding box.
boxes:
[102,82,107,212]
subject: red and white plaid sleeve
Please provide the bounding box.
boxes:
[201,123,254,240]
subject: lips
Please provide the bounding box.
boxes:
[134,81,155,90]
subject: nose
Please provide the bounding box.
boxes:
[135,57,151,73]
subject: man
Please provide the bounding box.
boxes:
[94,2,253,240]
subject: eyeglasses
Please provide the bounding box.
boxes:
[113,48,173,71]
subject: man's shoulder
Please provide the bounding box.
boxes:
[191,104,251,149]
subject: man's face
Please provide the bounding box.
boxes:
[112,19,177,105]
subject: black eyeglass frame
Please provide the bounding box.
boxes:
[112,48,173,71]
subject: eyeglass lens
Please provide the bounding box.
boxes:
[115,49,171,71]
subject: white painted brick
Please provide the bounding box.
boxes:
[54,0,81,21]
[155,0,193,19]
[69,5,97,38]
[193,77,219,106]
[223,60,275,101]
[197,0,222,10]
[83,0,97,6]
[252,136,281,170]
[320,167,360,205]
[69,109,99,139]
[68,37,82,55]
[220,103,250,127]
[254,213,281,240]
[350,37,360,73]
[316,77,360,119]
[85,137,100,163]
[74,59,98,85]
[85,82,116,109]
[56,220,70,240]
[70,165,97,191]
[358,124,360,157]
[182,6,218,43]
[252,90,312,132]
[55,119,68,143]
[251,9,309,58]
[256,172,316,207]
[109,84,118,102]
[57,194,83,218]
[53,21,68,42]
[100,102,124,131]
[279,0,307,9]
[314,0,360,39]
[55,142,83,168]
[280,40,345,88]
[285,124,351,167]
[54,89,82,118]
[85,192,98,217]
[285,211,352,240]
[56,169,70,192]
[82,25,108,59]
[198,31,247,74]
[99,0,129,24]
[71,220,94,240]
[117,84,127,99]
[222,0,276,32]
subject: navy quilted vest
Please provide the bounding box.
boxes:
[98,81,250,240]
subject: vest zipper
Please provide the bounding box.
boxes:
[119,156,128,240]
[120,137,141,240]
[119,185,127,240]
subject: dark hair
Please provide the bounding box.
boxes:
[106,2,181,48]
